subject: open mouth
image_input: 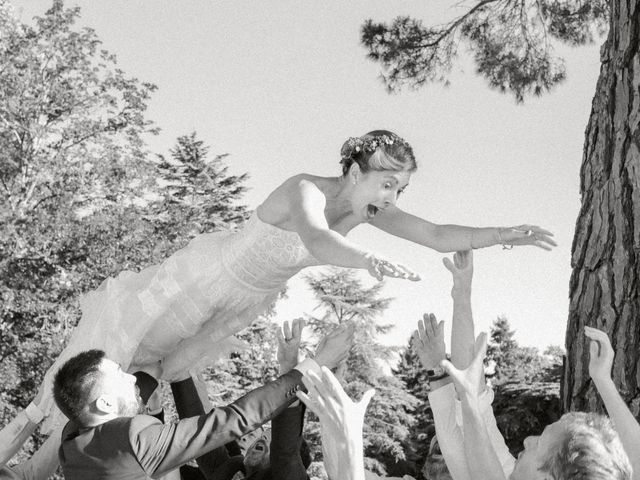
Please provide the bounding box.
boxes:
[366,204,379,218]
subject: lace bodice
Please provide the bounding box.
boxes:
[219,212,321,291]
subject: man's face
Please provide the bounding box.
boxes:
[241,428,272,470]
[510,420,565,480]
[98,359,143,417]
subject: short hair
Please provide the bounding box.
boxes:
[53,349,106,422]
[540,412,632,480]
[340,130,417,176]
[423,435,452,480]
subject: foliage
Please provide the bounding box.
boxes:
[302,268,419,477]
[361,0,609,101]
[155,131,250,235]
[487,316,563,456]
[204,315,280,405]
[487,316,562,384]
[393,337,433,477]
[0,2,250,470]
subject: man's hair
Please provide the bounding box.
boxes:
[423,435,452,480]
[540,412,631,480]
[53,349,106,422]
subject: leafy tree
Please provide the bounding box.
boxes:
[0,0,157,415]
[361,0,608,102]
[303,269,419,477]
[0,5,251,476]
[361,0,640,415]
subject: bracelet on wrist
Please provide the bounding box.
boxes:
[497,228,513,250]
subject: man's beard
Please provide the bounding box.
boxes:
[118,391,144,417]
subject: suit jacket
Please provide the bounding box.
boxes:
[58,369,303,480]
[251,402,309,480]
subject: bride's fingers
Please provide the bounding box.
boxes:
[390,262,420,281]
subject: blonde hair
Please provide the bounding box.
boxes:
[340,130,417,176]
[540,412,631,480]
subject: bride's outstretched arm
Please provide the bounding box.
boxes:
[289,180,419,280]
[370,206,556,253]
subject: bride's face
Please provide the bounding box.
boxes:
[350,168,411,221]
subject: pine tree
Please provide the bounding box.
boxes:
[303,268,419,477]
[393,336,432,477]
[155,131,250,234]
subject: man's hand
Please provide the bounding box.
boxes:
[297,367,374,480]
[314,323,355,370]
[413,313,446,371]
[442,250,473,295]
[277,319,304,374]
[585,326,614,385]
[441,332,487,401]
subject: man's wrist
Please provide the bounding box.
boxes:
[279,362,296,374]
[294,358,321,376]
[25,402,44,424]
[451,285,472,298]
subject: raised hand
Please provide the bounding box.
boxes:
[276,318,304,374]
[441,332,487,400]
[365,253,420,282]
[314,323,355,370]
[413,313,446,371]
[297,367,374,480]
[584,326,614,384]
[498,225,557,251]
[442,250,473,293]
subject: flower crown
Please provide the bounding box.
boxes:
[340,134,407,161]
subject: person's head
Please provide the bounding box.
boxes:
[423,435,453,480]
[239,427,272,473]
[339,130,417,221]
[510,412,631,480]
[239,425,311,475]
[53,349,143,427]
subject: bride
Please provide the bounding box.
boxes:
[36,129,554,431]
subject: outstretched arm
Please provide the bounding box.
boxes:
[445,251,475,371]
[287,178,419,281]
[424,251,514,480]
[0,384,46,468]
[442,334,508,480]
[371,205,556,252]
[585,326,640,479]
[297,367,374,480]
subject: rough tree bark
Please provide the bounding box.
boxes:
[563,0,640,414]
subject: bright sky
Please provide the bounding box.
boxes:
[14,1,602,352]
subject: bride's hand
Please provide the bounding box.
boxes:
[498,225,557,251]
[365,253,420,281]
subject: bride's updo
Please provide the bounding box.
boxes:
[340,130,417,176]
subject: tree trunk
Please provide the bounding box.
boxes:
[563,0,640,414]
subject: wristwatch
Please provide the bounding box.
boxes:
[426,367,449,382]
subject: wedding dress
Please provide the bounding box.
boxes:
[39,211,321,432]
